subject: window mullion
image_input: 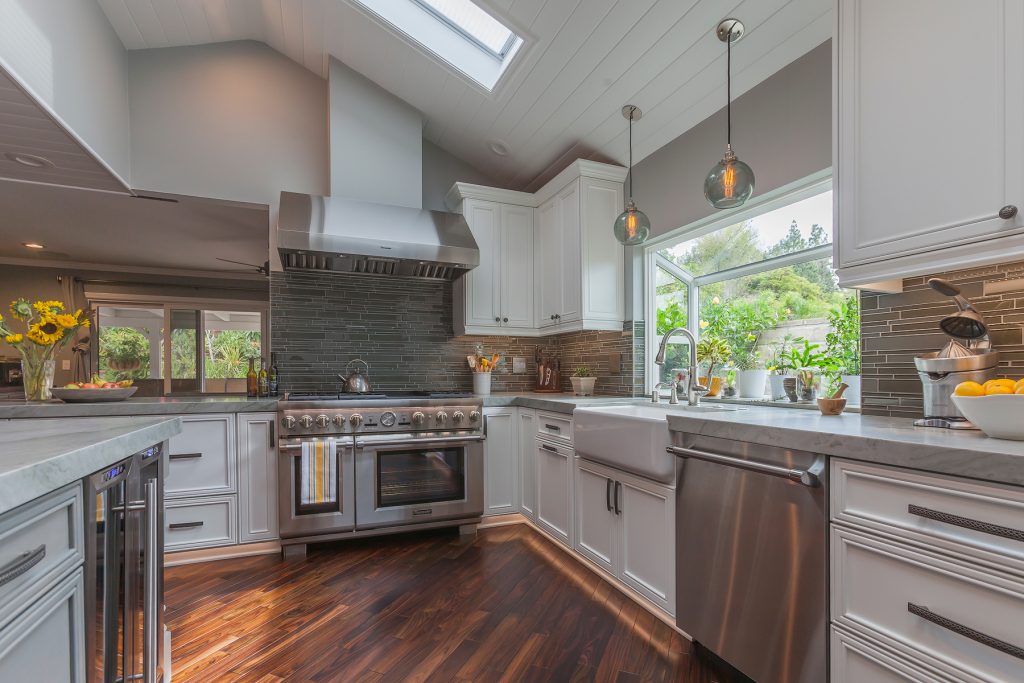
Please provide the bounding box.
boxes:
[692,243,833,287]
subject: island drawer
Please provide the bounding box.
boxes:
[166,414,237,499]
[831,459,1024,576]
[165,495,237,552]
[0,568,84,683]
[831,526,1024,683]
[0,483,83,629]
[536,411,573,444]
[831,626,960,683]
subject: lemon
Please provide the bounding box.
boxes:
[983,379,1015,392]
[954,381,985,397]
[986,384,1013,395]
[1015,385,1024,395]
[1014,378,1024,392]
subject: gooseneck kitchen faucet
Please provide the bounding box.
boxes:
[654,327,709,406]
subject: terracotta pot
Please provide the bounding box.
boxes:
[699,376,723,397]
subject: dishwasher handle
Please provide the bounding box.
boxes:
[667,445,824,487]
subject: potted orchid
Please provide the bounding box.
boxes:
[0,299,90,401]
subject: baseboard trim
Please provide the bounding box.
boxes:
[165,540,281,566]
[479,513,530,529]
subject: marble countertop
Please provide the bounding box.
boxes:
[663,406,1024,486]
[483,392,637,413]
[0,395,281,418]
[0,416,182,515]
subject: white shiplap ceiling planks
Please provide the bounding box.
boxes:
[95,0,831,190]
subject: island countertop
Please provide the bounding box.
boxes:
[664,406,1024,486]
[0,395,280,418]
[0,416,182,515]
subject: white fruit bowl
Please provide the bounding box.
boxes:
[951,394,1024,440]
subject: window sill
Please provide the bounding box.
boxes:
[702,395,862,414]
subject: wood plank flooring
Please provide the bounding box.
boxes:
[165,524,749,682]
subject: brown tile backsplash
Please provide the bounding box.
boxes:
[862,259,1024,417]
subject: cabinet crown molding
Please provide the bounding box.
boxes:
[446,159,628,211]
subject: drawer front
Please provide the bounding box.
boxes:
[0,483,83,628]
[832,526,1024,682]
[832,459,1024,576]
[831,626,960,683]
[166,414,236,498]
[0,568,85,683]
[536,411,573,444]
[165,496,237,552]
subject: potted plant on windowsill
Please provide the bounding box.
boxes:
[826,296,861,405]
[733,333,768,399]
[696,336,730,398]
[765,335,795,401]
[570,365,596,396]
[784,338,825,403]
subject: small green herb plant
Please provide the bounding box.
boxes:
[572,365,594,378]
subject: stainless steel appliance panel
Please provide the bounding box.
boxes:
[278,437,356,538]
[671,433,827,683]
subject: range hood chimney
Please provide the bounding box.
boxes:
[277,59,478,280]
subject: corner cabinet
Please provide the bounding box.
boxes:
[834,0,1024,289]
[448,160,627,336]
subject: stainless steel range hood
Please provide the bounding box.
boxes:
[277,191,478,280]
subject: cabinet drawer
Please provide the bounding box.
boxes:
[0,568,85,683]
[831,626,960,683]
[536,411,572,444]
[165,496,237,552]
[832,526,1024,682]
[0,483,83,629]
[166,414,236,498]
[832,459,1024,576]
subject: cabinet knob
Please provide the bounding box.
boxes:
[495,316,501,323]
[999,205,1018,220]
[550,314,556,320]
[502,317,508,323]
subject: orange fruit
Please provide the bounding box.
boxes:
[985,384,1013,395]
[983,379,1015,392]
[1015,385,1024,395]
[954,381,985,397]
[1014,378,1024,392]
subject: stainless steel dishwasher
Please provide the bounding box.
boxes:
[668,432,827,683]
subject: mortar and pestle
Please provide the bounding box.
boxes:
[817,382,849,416]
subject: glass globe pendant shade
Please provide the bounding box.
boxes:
[704,146,754,209]
[613,200,651,246]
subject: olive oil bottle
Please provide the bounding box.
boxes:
[246,358,258,398]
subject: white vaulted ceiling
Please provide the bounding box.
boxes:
[96,0,831,191]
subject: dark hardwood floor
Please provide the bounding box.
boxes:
[165,524,747,682]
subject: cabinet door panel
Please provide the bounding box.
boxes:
[580,178,624,321]
[620,478,674,610]
[558,181,582,323]
[535,197,562,328]
[574,460,615,574]
[536,441,571,545]
[237,413,279,542]
[463,201,501,328]
[166,414,236,498]
[500,205,535,329]
[483,409,517,516]
[0,569,84,683]
[837,0,1024,266]
[518,410,537,519]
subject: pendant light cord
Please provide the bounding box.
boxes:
[628,109,634,199]
[726,22,732,147]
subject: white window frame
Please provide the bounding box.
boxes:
[642,170,833,392]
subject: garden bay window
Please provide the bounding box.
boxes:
[645,179,860,402]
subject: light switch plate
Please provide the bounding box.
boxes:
[512,356,527,374]
[61,360,71,371]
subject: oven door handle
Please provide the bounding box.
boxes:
[279,438,355,452]
[356,434,485,449]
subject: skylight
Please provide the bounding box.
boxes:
[351,0,524,92]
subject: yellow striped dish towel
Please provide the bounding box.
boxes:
[300,439,337,505]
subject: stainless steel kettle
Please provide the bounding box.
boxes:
[339,359,372,393]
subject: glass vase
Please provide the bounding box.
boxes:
[22,359,55,402]
[796,370,820,403]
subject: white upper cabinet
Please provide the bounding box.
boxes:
[448,160,627,336]
[835,0,1024,289]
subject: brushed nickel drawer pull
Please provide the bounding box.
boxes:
[169,521,204,530]
[169,452,202,461]
[0,545,45,587]
[544,424,561,432]
[541,444,558,453]
[907,504,1024,542]
[908,603,1024,660]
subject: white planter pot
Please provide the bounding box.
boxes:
[737,369,769,399]
[842,375,861,405]
[472,372,492,396]
[768,374,788,401]
[570,376,596,396]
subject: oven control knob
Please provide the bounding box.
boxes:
[452,410,465,424]
[315,414,330,428]
[349,413,363,428]
[380,411,397,427]
[435,411,448,425]
[298,415,313,429]
[469,410,481,423]
[412,411,426,426]
[281,415,296,429]
[333,415,346,427]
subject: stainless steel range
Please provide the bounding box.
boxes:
[276,392,485,556]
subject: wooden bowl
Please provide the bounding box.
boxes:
[816,396,847,416]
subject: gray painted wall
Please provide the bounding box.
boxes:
[422,140,497,211]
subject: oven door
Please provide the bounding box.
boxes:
[278,436,356,538]
[355,434,484,530]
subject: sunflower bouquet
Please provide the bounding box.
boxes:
[0,299,90,401]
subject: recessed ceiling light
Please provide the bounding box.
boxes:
[488,139,510,156]
[23,242,45,249]
[5,152,55,169]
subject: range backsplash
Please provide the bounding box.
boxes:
[271,271,640,395]
[861,259,1024,418]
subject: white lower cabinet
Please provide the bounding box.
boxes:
[165,495,237,551]
[165,413,236,499]
[483,408,518,516]
[535,438,573,546]
[517,409,537,520]
[237,413,279,542]
[831,626,959,683]
[573,457,675,614]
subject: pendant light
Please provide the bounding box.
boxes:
[704,18,754,209]
[613,104,651,246]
